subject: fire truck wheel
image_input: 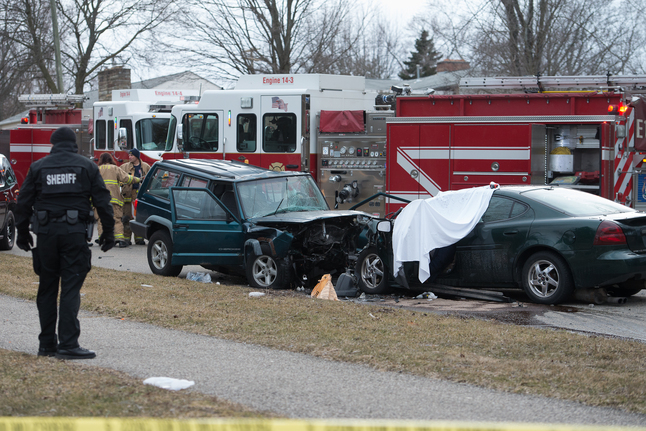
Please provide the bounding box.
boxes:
[246,244,290,289]
[356,247,388,294]
[0,211,15,250]
[521,251,573,304]
[147,230,183,277]
[608,280,644,297]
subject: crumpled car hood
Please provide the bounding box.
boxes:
[250,210,369,225]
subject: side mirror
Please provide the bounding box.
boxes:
[176,124,184,151]
[377,220,391,233]
[117,128,127,150]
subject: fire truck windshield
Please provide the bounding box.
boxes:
[136,118,170,151]
[236,175,328,218]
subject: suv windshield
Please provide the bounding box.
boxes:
[137,118,170,151]
[237,175,328,218]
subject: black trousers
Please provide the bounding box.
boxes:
[34,223,92,349]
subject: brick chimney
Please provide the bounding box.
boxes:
[97,67,131,101]
[436,59,470,73]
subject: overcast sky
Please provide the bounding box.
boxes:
[373,0,429,27]
[128,0,433,86]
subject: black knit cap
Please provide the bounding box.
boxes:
[50,127,76,145]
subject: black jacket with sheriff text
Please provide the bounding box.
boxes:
[15,138,114,233]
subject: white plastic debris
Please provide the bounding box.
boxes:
[141,284,153,287]
[143,377,195,391]
[186,272,212,283]
[249,292,266,298]
[415,292,438,300]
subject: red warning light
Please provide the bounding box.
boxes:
[608,103,628,115]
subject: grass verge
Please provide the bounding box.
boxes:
[1,253,646,415]
[0,348,274,417]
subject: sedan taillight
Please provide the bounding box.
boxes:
[133,199,138,217]
[593,220,627,245]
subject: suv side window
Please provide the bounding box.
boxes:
[146,169,182,199]
[172,189,227,221]
[181,176,208,188]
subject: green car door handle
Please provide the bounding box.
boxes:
[503,230,518,236]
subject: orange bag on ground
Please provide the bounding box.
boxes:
[311,274,338,301]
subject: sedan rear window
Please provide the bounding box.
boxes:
[523,188,635,216]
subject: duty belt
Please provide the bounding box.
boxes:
[50,215,70,223]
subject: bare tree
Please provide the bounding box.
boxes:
[3,0,59,91]
[176,0,361,80]
[58,0,176,94]
[0,0,54,119]
[3,0,176,95]
[304,14,404,79]
[422,0,646,77]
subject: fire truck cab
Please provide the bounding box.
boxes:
[7,94,90,187]
[162,74,379,179]
[93,89,199,165]
[386,75,646,212]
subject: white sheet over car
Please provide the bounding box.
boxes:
[393,185,497,282]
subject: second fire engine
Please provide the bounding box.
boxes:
[384,74,646,212]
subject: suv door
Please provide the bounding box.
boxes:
[169,187,245,266]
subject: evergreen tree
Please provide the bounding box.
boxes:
[398,30,443,80]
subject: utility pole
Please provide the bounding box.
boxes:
[50,0,64,92]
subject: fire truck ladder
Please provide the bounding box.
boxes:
[460,74,646,92]
[18,93,86,108]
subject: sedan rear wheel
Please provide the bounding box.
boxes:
[147,230,183,277]
[521,251,573,304]
[356,247,388,294]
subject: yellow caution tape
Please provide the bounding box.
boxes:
[550,146,572,155]
[0,418,644,431]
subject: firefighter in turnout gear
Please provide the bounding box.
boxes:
[15,127,115,360]
[97,152,141,248]
[120,148,150,245]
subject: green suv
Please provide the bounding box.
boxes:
[130,159,371,289]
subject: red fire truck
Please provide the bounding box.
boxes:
[7,94,90,187]
[384,75,646,213]
[5,90,197,187]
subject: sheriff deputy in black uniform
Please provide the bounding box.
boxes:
[15,127,115,360]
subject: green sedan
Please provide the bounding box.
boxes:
[357,186,646,304]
